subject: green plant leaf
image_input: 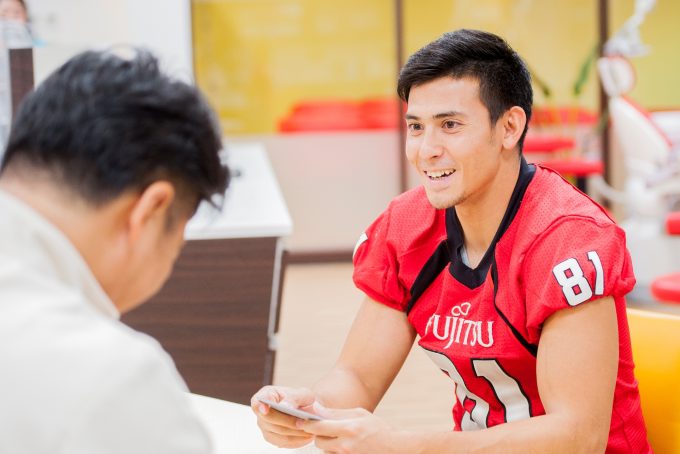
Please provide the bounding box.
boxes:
[573,45,598,97]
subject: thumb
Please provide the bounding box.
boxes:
[279,387,317,409]
[312,402,369,420]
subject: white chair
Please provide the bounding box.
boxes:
[595,56,680,219]
[593,56,680,290]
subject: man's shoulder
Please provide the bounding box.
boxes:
[0,274,166,365]
[25,310,173,378]
[382,186,440,231]
[368,186,444,252]
[0,278,182,395]
[55,321,209,453]
[0,294,191,451]
[519,166,618,236]
[64,312,179,388]
[389,185,431,211]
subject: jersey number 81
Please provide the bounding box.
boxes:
[552,251,604,306]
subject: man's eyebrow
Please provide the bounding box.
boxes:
[404,110,464,120]
[433,110,464,119]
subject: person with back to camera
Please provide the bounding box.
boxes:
[251,29,651,453]
[0,0,39,48]
[0,48,230,453]
[0,0,28,23]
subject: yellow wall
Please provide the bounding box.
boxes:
[403,0,599,110]
[192,0,680,134]
[611,1,680,109]
[192,0,396,134]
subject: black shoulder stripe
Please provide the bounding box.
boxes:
[491,260,538,357]
[406,239,450,315]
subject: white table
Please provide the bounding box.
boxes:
[189,394,321,454]
[187,142,293,240]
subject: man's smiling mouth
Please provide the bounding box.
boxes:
[425,169,455,180]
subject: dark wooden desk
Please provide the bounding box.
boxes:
[123,237,282,404]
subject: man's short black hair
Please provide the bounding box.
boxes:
[1,48,229,212]
[397,29,533,151]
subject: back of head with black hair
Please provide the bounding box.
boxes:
[1,48,229,212]
[397,29,533,151]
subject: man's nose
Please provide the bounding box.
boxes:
[419,129,445,160]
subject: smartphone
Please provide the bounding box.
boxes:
[258,397,323,421]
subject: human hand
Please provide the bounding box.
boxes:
[299,403,394,454]
[251,385,318,449]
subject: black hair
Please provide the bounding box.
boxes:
[397,29,533,151]
[1,48,229,213]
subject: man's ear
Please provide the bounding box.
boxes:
[501,106,527,151]
[127,181,176,244]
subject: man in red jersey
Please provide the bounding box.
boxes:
[252,29,651,453]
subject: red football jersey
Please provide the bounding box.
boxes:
[353,162,651,453]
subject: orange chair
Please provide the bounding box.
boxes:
[627,308,680,453]
[650,212,680,304]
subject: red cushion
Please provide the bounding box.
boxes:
[538,159,604,177]
[278,101,364,132]
[530,106,598,127]
[359,98,401,129]
[651,272,680,304]
[523,135,576,153]
[292,100,358,116]
[278,98,404,132]
[666,212,680,235]
[278,113,364,132]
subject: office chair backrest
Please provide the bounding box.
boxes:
[598,56,672,181]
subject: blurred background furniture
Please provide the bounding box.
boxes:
[524,106,603,192]
[593,55,680,293]
[595,55,680,219]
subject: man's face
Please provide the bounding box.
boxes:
[405,76,504,210]
[0,0,27,23]
[117,210,189,313]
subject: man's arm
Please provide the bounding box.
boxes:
[313,296,417,411]
[251,296,416,448]
[304,296,619,453]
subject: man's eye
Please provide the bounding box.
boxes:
[443,120,459,129]
[407,123,422,131]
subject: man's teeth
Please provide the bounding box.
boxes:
[426,169,454,179]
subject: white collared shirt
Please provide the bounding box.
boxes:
[0,190,212,453]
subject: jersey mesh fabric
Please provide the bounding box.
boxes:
[352,165,651,453]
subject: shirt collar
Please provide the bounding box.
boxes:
[0,189,120,319]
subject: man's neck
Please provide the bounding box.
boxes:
[0,171,93,242]
[0,172,123,304]
[454,156,522,268]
